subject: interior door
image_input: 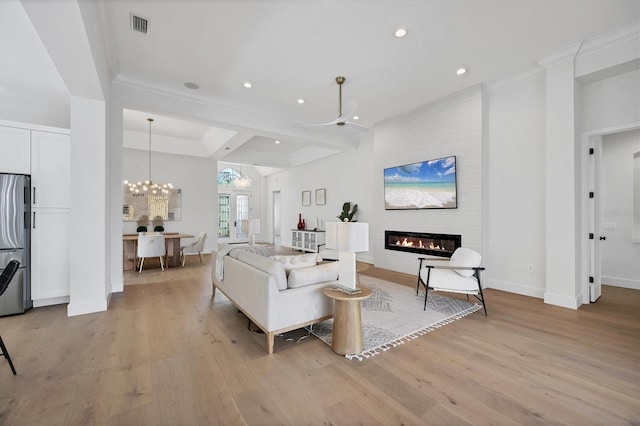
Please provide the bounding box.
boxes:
[589,137,603,302]
[217,192,249,243]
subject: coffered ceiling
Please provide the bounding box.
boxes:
[2,0,639,171]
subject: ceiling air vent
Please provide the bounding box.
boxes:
[130,13,149,34]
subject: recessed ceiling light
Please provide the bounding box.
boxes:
[243,81,253,88]
[297,98,305,104]
[456,68,467,75]
[184,82,199,89]
[353,116,360,120]
[395,28,407,38]
[275,140,281,144]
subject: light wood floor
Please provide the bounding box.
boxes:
[0,252,638,425]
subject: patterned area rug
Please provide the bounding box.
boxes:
[308,275,482,360]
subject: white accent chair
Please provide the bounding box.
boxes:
[416,247,487,315]
[180,232,207,266]
[137,234,166,273]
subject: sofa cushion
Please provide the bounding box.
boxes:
[237,250,287,290]
[287,262,339,288]
[229,246,271,259]
[270,253,321,275]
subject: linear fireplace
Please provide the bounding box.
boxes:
[385,230,462,258]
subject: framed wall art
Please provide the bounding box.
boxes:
[302,190,311,206]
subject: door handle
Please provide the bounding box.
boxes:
[599,236,606,241]
[33,187,36,204]
[33,211,36,229]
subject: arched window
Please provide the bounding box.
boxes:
[217,168,242,185]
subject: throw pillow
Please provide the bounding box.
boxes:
[287,262,340,288]
[237,250,288,290]
[270,253,321,275]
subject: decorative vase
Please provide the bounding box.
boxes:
[302,219,306,230]
[297,214,304,230]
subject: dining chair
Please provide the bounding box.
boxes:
[416,247,487,315]
[137,234,166,273]
[0,260,20,375]
[180,232,207,266]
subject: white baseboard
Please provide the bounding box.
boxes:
[484,279,545,299]
[111,281,124,293]
[33,295,70,307]
[602,275,640,290]
[544,291,580,310]
[67,298,108,317]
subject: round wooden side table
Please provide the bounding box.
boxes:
[323,286,372,355]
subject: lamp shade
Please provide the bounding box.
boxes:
[242,219,261,245]
[241,219,261,234]
[326,222,369,252]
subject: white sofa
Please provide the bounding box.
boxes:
[212,247,339,354]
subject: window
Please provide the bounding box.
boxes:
[217,168,242,185]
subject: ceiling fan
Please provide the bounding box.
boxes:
[305,76,369,129]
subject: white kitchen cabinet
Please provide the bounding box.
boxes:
[291,230,326,253]
[31,130,71,209]
[31,208,70,304]
[0,126,31,174]
[0,122,71,307]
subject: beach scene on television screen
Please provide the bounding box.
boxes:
[384,156,457,209]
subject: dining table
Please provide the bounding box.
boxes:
[123,233,194,270]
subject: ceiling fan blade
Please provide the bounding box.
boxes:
[302,114,343,127]
[345,120,371,130]
[302,120,338,127]
[340,101,357,120]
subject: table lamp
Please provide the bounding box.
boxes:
[326,222,369,292]
[241,219,261,245]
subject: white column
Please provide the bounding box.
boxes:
[543,60,580,309]
[67,96,108,316]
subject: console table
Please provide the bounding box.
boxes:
[323,286,372,355]
[291,229,325,253]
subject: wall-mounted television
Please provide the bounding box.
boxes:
[384,156,457,210]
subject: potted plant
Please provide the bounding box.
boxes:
[337,202,358,222]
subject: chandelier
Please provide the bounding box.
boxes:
[124,117,173,197]
[232,174,252,189]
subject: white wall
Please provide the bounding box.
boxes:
[373,86,484,275]
[486,73,547,298]
[600,129,640,289]
[122,148,217,254]
[483,35,639,305]
[265,138,375,263]
[580,69,640,132]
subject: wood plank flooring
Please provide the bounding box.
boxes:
[0,252,638,425]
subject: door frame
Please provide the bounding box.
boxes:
[272,190,281,245]
[217,191,251,244]
[579,121,640,304]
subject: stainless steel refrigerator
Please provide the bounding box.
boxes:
[0,174,32,316]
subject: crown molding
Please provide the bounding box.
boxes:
[536,41,583,68]
[113,73,263,117]
[537,21,640,68]
[578,21,639,59]
[485,67,545,93]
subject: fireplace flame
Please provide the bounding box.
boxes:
[394,238,443,250]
